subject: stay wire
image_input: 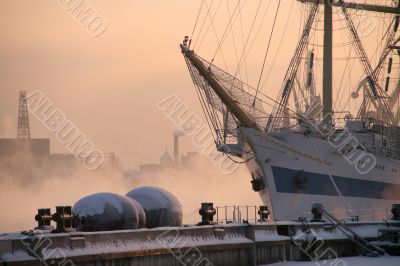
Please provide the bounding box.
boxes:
[239,0,249,85]
[226,0,245,81]
[189,0,205,48]
[260,0,294,90]
[202,0,230,72]
[211,0,241,64]
[195,0,220,51]
[231,0,264,81]
[253,0,281,105]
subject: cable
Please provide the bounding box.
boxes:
[226,154,254,164]
[190,0,205,48]
[230,0,265,81]
[226,0,245,82]
[254,0,281,103]
[238,0,249,85]
[193,0,214,50]
[196,0,222,51]
[210,0,241,64]
[202,0,231,72]
[235,0,272,82]
[261,0,295,90]
[308,136,355,217]
[270,3,319,131]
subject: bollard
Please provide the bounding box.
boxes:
[311,203,324,222]
[52,206,74,233]
[35,208,52,229]
[258,206,270,222]
[198,203,216,226]
[392,204,400,220]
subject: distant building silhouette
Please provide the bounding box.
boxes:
[160,147,173,166]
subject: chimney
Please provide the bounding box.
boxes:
[174,135,179,165]
[173,130,185,166]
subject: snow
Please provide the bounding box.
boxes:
[292,223,399,241]
[1,222,399,264]
[0,224,254,262]
[34,229,253,260]
[260,255,400,266]
[254,228,290,242]
[0,251,36,261]
[73,192,126,216]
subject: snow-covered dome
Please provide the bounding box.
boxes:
[72,192,140,232]
[126,186,182,228]
[126,197,146,228]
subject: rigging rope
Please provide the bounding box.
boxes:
[269,3,319,131]
[261,0,295,90]
[254,0,281,104]
[185,58,220,143]
[202,0,230,72]
[210,0,241,64]
[336,12,396,118]
[196,0,222,51]
[334,7,356,111]
[226,0,246,82]
[193,0,215,50]
[230,0,265,81]
[236,0,272,81]
[239,0,249,84]
[189,0,205,48]
[308,137,355,218]
[341,5,395,124]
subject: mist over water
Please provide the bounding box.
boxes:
[0,115,15,138]
[0,160,260,233]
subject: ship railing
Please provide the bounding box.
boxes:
[326,117,400,159]
[190,205,393,224]
[259,114,400,135]
[336,117,400,131]
[214,205,271,224]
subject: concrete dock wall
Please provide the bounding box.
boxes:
[1,222,399,266]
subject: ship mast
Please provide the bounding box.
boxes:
[299,0,400,126]
[299,0,400,15]
[182,1,400,134]
[323,0,333,125]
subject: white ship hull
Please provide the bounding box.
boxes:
[241,128,400,221]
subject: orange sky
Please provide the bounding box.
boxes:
[0,0,395,167]
[0,0,203,167]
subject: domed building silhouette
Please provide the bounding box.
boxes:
[160,146,173,167]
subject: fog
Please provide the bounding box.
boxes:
[0,0,319,167]
[0,0,397,232]
[0,160,260,232]
[0,1,392,166]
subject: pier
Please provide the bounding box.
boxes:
[1,221,399,266]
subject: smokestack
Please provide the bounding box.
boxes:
[173,130,185,166]
[174,135,179,165]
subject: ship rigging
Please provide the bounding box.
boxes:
[181,0,400,221]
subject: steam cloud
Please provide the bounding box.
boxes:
[0,159,260,232]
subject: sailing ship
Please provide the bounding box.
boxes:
[181,0,400,221]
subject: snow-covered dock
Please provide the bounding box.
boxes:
[0,221,399,266]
